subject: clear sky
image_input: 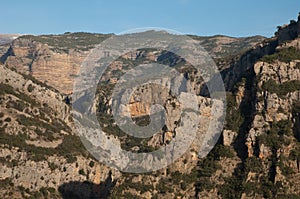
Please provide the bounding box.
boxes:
[1,0,299,37]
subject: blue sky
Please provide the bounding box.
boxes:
[1,0,299,37]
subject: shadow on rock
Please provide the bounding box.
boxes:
[58,171,116,199]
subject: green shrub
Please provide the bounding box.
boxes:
[89,160,95,168]
[278,160,294,176]
[289,148,300,162]
[17,114,69,135]
[48,162,58,171]
[257,120,292,150]
[7,100,27,112]
[0,178,13,187]
[78,169,85,175]
[39,187,56,198]
[258,132,281,150]
[260,47,300,63]
[0,129,88,162]
[269,119,292,136]
[55,135,89,163]
[4,117,11,122]
[0,83,15,96]
[262,79,300,98]
[132,115,150,126]
[170,171,183,184]
[292,102,300,113]
[198,157,221,177]
[225,93,243,132]
[0,82,40,106]
[218,179,243,199]
[245,157,262,173]
[156,179,172,193]
[196,177,214,192]
[276,194,300,199]
[27,84,35,92]
[243,182,258,195]
[212,145,235,159]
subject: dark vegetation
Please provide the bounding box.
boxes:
[262,79,300,98]
[0,82,88,163]
[0,130,88,163]
[260,47,300,63]
[0,22,298,198]
[0,83,38,106]
[59,171,115,199]
[19,32,112,52]
[225,93,244,132]
[97,112,157,153]
[187,35,265,58]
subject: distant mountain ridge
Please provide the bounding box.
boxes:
[0,34,21,45]
[0,32,265,94]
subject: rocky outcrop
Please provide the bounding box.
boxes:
[2,39,87,94]
[246,48,300,156]
[240,19,300,197]
[223,130,237,146]
[0,148,118,192]
[0,64,70,123]
[1,33,264,95]
[1,15,300,198]
[0,64,122,197]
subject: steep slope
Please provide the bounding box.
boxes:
[0,31,264,198]
[0,34,20,61]
[1,17,298,199]
[194,14,300,199]
[0,64,118,198]
[1,33,112,94]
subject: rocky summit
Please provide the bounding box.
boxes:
[0,13,300,199]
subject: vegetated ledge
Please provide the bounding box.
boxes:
[262,79,300,98]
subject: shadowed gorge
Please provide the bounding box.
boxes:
[58,171,116,199]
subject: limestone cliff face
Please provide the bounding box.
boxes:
[0,64,121,198]
[1,33,264,95]
[94,75,224,198]
[243,39,300,196]
[1,16,300,198]
[247,40,300,146]
[222,16,300,94]
[2,38,87,94]
[215,15,300,198]
[0,64,71,126]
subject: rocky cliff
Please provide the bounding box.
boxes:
[196,14,300,198]
[0,64,121,198]
[1,33,112,94]
[0,14,300,199]
[0,32,264,95]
